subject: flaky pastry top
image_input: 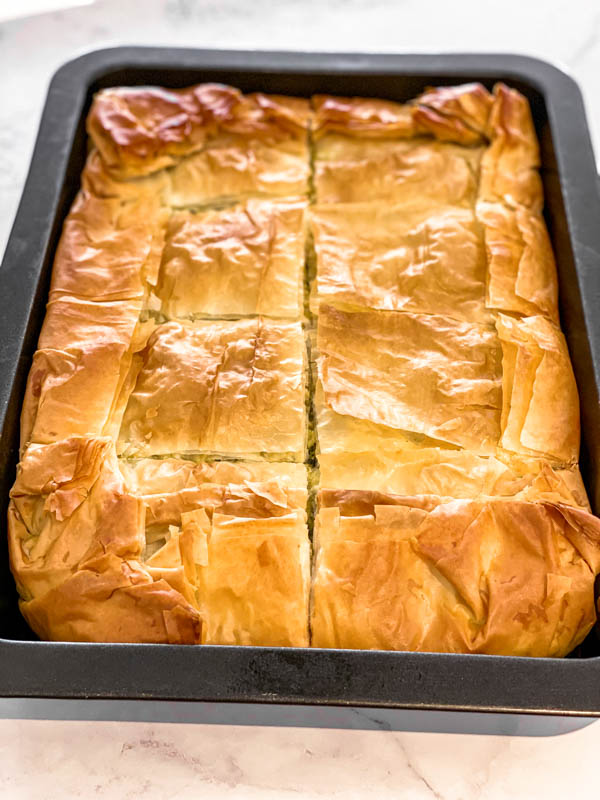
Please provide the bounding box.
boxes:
[87,84,312,178]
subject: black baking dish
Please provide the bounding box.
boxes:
[2,47,600,723]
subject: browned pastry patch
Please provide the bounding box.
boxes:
[49,190,167,302]
[117,318,306,460]
[166,136,311,207]
[20,296,144,449]
[414,82,494,136]
[147,506,310,647]
[497,313,580,463]
[154,198,306,320]
[22,554,202,644]
[8,437,201,643]
[313,86,490,145]
[479,83,543,211]
[311,492,600,656]
[119,457,307,496]
[317,304,502,454]
[318,448,589,508]
[87,84,312,178]
[310,201,488,322]
[313,94,417,139]
[477,201,559,320]
[125,466,310,647]
[140,477,307,532]
[314,136,483,206]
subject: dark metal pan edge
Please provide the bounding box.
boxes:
[2,48,600,715]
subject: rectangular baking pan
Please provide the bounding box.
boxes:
[2,47,600,726]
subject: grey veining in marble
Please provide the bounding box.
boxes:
[1,710,599,799]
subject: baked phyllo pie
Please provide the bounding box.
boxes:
[117,318,307,460]
[311,490,600,656]
[9,80,600,657]
[317,303,502,454]
[310,202,489,321]
[87,84,312,204]
[20,294,143,448]
[153,198,307,321]
[124,459,310,646]
[8,437,202,644]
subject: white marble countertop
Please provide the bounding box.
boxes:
[0,701,599,798]
[3,0,600,796]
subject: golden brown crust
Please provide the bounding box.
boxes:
[142,480,307,531]
[310,202,488,322]
[318,449,589,508]
[414,83,494,136]
[193,510,310,646]
[119,457,307,496]
[317,304,502,454]
[311,494,600,656]
[154,198,306,320]
[83,136,311,211]
[314,84,492,145]
[497,314,580,463]
[8,437,142,600]
[140,501,310,646]
[140,482,310,645]
[313,94,417,139]
[80,148,170,203]
[166,136,311,207]
[21,553,201,644]
[117,318,307,459]
[314,136,483,206]
[412,105,484,145]
[9,437,201,643]
[87,84,311,179]
[20,296,143,449]
[479,83,543,211]
[477,201,559,321]
[49,189,167,303]
[313,84,541,209]
[313,370,432,456]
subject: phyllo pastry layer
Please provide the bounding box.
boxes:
[312,86,490,144]
[130,466,308,548]
[314,305,580,465]
[314,81,543,211]
[86,86,311,207]
[190,509,310,647]
[497,314,580,463]
[317,304,502,454]
[21,295,144,449]
[311,491,600,656]
[166,139,310,209]
[87,84,312,180]
[317,449,589,508]
[119,457,307,496]
[117,318,307,460]
[310,202,488,321]
[476,201,558,321]
[478,83,543,212]
[142,477,310,647]
[152,198,307,320]
[49,189,168,303]
[8,437,202,644]
[314,137,483,207]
